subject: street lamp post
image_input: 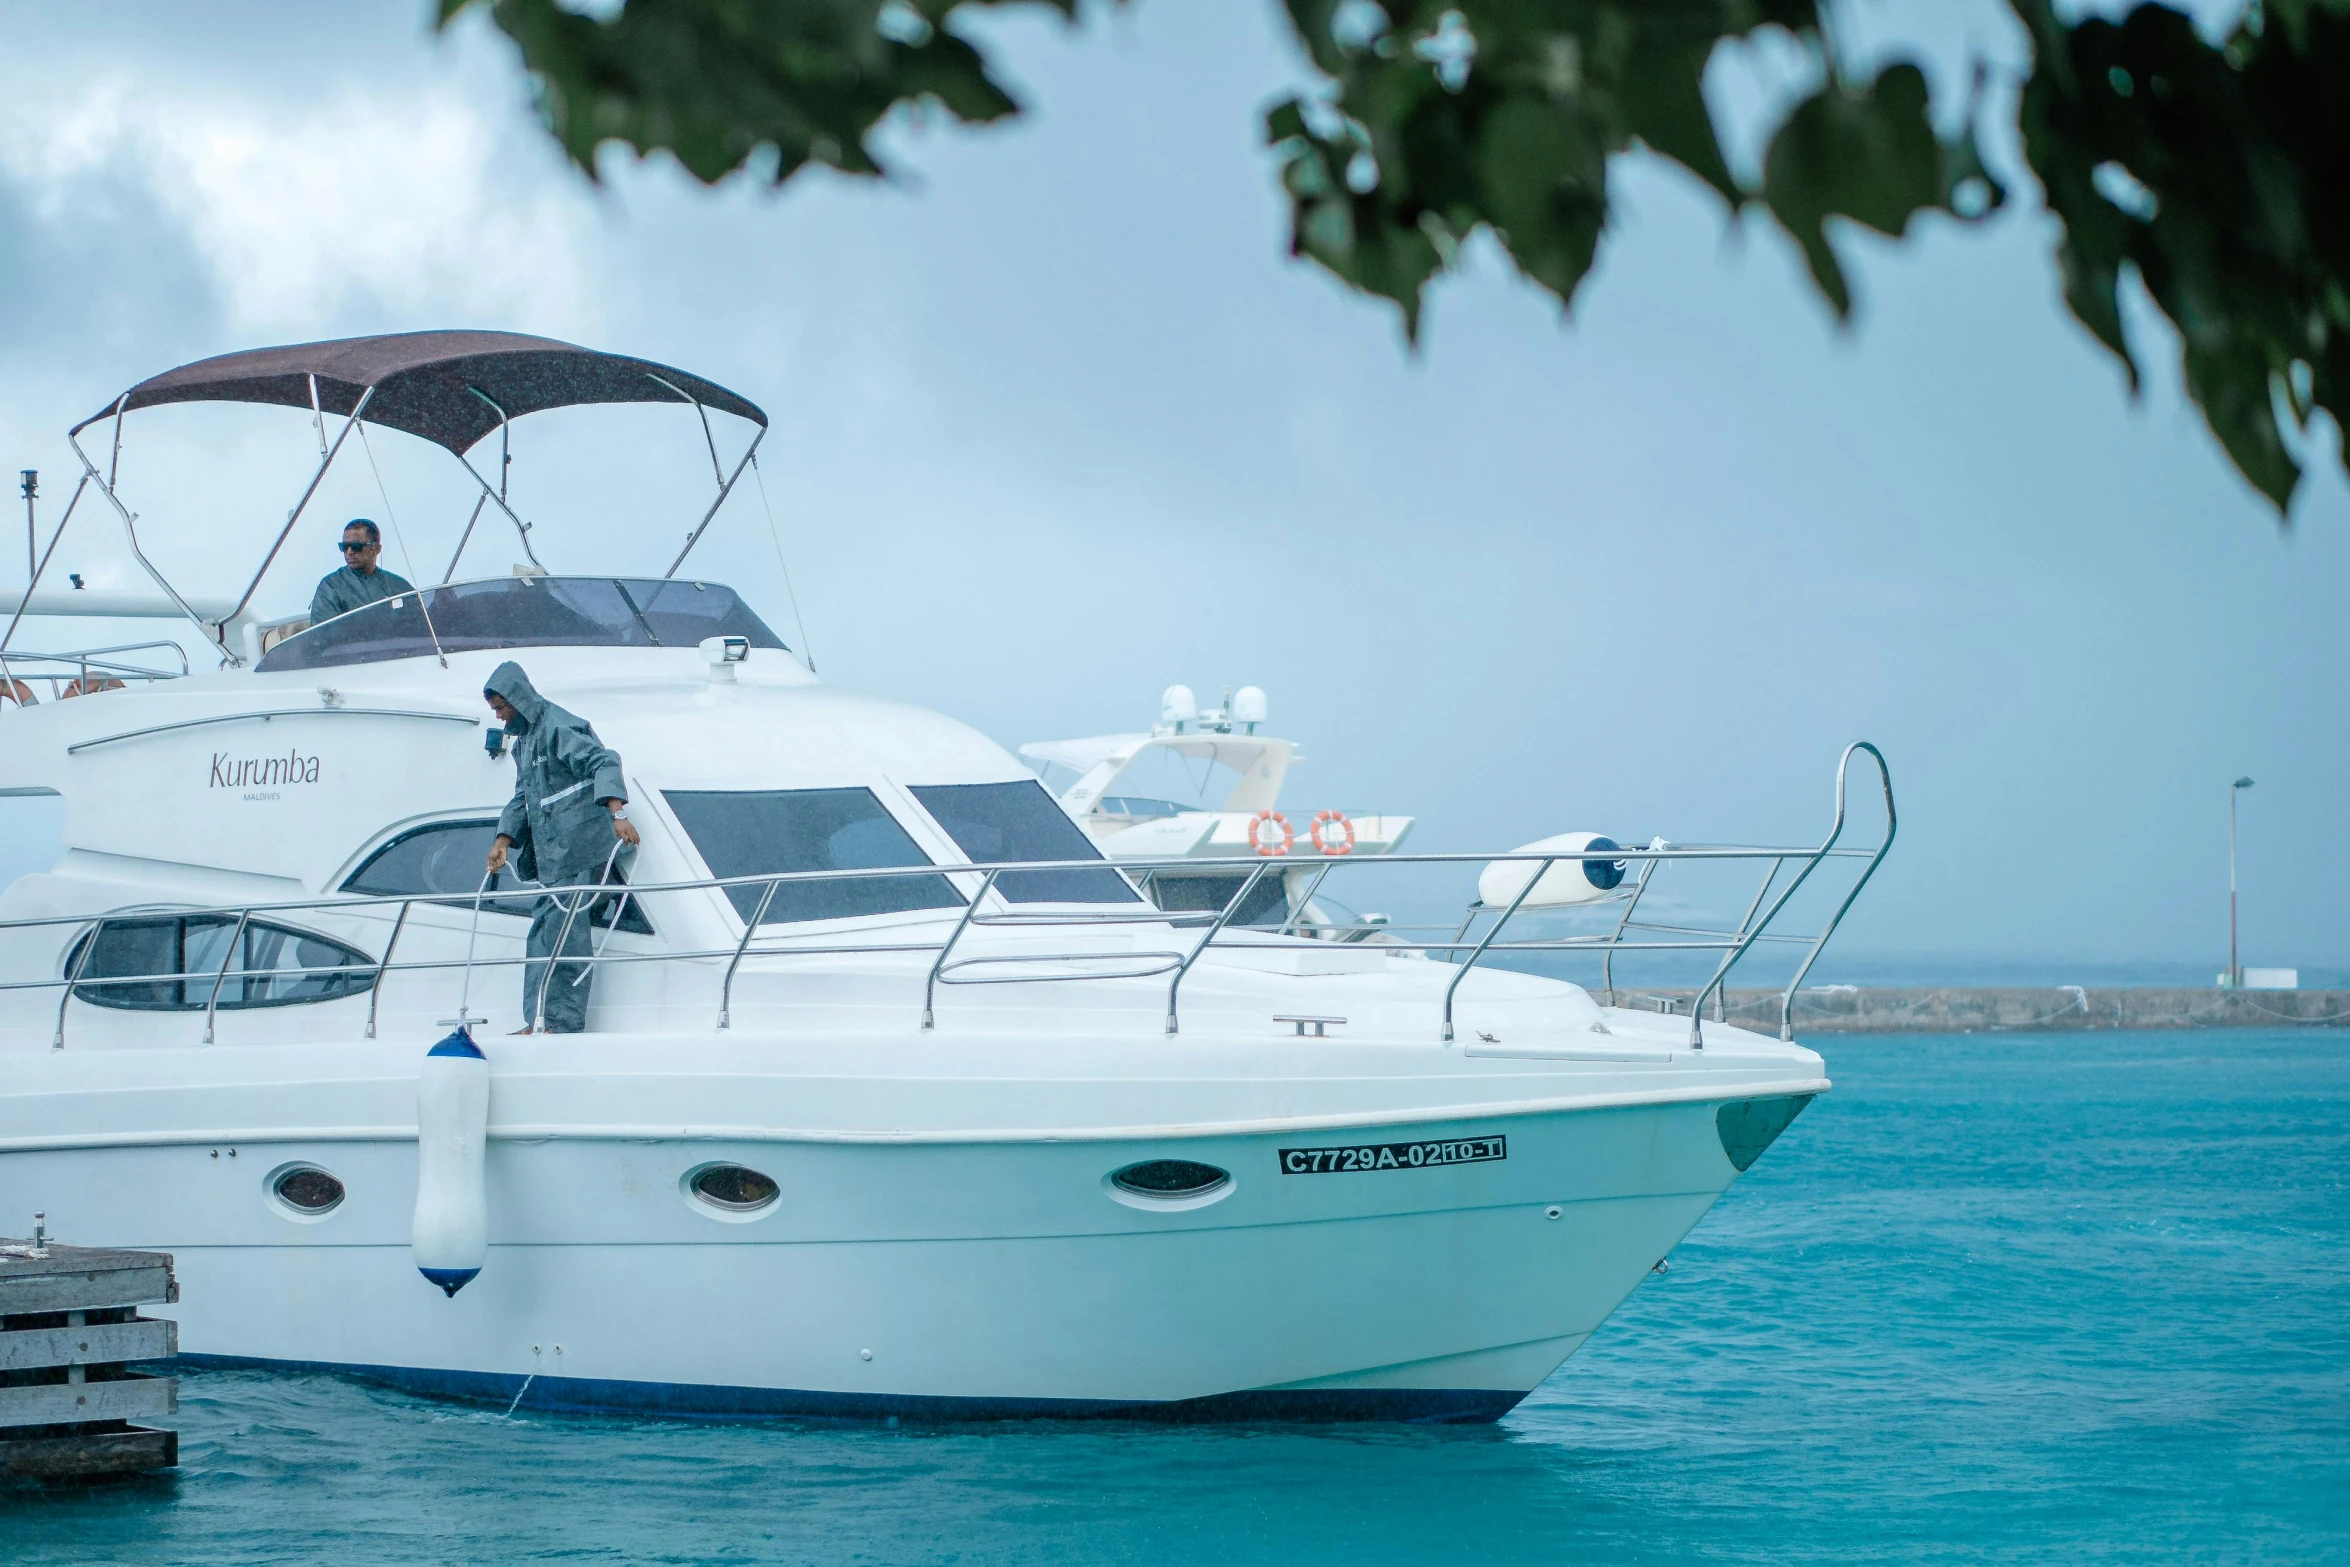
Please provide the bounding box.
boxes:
[2228,776,2255,988]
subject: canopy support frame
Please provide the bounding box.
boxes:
[220,384,377,635]
[69,397,242,666]
[442,391,515,583]
[451,387,547,575]
[662,422,763,579]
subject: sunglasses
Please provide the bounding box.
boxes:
[339,540,374,552]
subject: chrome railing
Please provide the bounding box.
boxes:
[0,640,190,703]
[2,747,1894,1051]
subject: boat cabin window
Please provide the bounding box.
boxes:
[254,576,787,672]
[1095,797,1189,820]
[342,820,651,933]
[1102,747,1245,813]
[662,788,966,926]
[1141,871,1292,927]
[908,781,1139,904]
[66,916,374,1011]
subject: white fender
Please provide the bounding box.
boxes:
[412,1025,489,1297]
[1477,832,1629,909]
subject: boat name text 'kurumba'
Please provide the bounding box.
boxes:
[209,749,322,789]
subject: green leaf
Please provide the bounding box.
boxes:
[1761,63,1964,320]
[2186,349,2301,511]
[1619,28,1740,209]
[1474,97,1606,305]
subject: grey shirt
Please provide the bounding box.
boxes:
[309,564,415,626]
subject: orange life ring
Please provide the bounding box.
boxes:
[1310,809,1355,856]
[1247,809,1293,857]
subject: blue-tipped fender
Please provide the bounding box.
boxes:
[412,1024,489,1297]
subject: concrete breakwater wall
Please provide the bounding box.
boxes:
[1606,986,2350,1034]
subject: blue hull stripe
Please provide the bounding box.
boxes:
[172,1354,1525,1425]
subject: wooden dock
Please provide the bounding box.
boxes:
[0,1226,179,1482]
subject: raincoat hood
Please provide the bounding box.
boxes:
[484,661,547,733]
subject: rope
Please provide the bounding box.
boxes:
[2239,996,2350,1025]
[748,453,814,674]
[569,843,628,990]
[354,422,447,668]
[583,847,637,977]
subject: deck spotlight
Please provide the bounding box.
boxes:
[701,634,751,682]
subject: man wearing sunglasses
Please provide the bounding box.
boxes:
[308,518,415,626]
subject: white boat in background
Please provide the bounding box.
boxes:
[0,332,1893,1423]
[1021,685,1412,934]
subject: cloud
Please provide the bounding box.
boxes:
[0,68,599,341]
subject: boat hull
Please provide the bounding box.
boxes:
[6,1095,1753,1422]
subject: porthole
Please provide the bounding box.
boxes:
[267,1161,345,1220]
[684,1161,780,1218]
[1105,1158,1234,1211]
[1112,1159,1229,1197]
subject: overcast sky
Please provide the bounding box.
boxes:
[0,0,2341,981]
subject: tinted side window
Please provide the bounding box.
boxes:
[909,781,1138,904]
[69,917,375,1011]
[343,820,651,933]
[663,788,966,925]
[346,820,504,899]
[1144,871,1291,926]
[70,918,182,1008]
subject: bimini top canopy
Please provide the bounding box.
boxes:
[71,330,767,455]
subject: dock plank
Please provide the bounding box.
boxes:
[0,1243,177,1315]
[0,1425,178,1480]
[0,1375,177,1428]
[0,1317,176,1373]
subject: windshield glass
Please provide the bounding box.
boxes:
[257,576,787,672]
[1106,747,1244,811]
[908,781,1137,904]
[663,787,965,925]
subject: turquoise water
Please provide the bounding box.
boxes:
[8,1030,2347,1563]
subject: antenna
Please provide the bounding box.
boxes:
[19,470,33,582]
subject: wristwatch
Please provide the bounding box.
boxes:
[611,807,630,822]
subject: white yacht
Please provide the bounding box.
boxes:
[1021,687,1413,935]
[0,333,1892,1422]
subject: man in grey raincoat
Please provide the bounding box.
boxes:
[482,662,640,1033]
[310,519,414,625]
